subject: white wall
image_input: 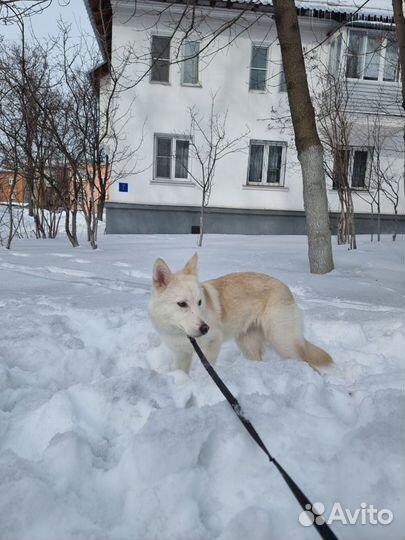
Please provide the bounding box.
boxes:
[109,2,404,216]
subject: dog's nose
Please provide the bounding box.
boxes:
[200,323,209,335]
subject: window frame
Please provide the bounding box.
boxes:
[181,40,201,86]
[344,29,400,84]
[332,146,373,191]
[351,148,372,190]
[328,33,344,77]
[249,44,269,92]
[247,140,287,187]
[153,134,191,182]
[150,34,171,84]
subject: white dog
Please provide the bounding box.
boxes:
[149,254,332,373]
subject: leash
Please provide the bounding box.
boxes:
[189,337,339,540]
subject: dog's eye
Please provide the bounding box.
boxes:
[177,301,187,308]
[198,299,202,306]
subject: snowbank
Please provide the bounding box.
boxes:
[0,234,404,540]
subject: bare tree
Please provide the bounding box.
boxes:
[44,27,138,249]
[5,19,137,249]
[0,69,25,248]
[0,0,51,24]
[59,70,134,247]
[315,25,403,246]
[184,94,248,246]
[315,53,357,249]
[0,166,25,249]
[272,0,334,274]
[0,41,69,241]
[366,115,402,241]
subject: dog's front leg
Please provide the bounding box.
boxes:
[203,339,222,366]
[176,352,193,373]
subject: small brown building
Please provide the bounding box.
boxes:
[0,170,26,204]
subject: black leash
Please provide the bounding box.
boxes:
[189,337,339,540]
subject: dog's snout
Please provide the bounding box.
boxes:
[200,323,209,335]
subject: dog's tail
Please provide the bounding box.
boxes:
[302,340,333,368]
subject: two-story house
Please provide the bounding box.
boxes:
[85,0,405,235]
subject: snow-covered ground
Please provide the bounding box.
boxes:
[0,234,404,540]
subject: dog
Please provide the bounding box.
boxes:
[148,254,332,373]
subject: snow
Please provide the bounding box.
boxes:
[0,233,404,540]
[297,0,393,17]
[233,0,394,18]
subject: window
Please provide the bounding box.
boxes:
[182,41,200,85]
[351,150,368,188]
[346,32,363,79]
[345,30,399,82]
[328,34,343,76]
[151,36,171,83]
[384,35,400,82]
[249,45,268,91]
[332,147,371,190]
[154,135,190,180]
[247,141,286,185]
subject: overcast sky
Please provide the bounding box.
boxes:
[1,0,95,47]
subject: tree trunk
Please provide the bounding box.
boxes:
[393,0,405,112]
[198,197,205,247]
[72,206,78,246]
[88,189,98,249]
[90,213,98,249]
[97,186,106,221]
[65,209,79,247]
[393,207,398,241]
[6,198,14,249]
[273,0,334,274]
[336,185,356,248]
[392,0,405,200]
[377,188,381,242]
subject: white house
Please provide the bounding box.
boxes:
[85,0,405,235]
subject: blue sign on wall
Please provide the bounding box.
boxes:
[119,182,128,193]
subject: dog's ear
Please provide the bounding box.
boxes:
[183,253,198,275]
[153,258,172,289]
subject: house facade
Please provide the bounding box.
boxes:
[0,170,26,204]
[87,0,405,235]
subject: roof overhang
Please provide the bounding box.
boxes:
[83,0,395,67]
[83,0,112,63]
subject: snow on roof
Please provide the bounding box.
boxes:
[233,0,393,19]
[298,0,392,17]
